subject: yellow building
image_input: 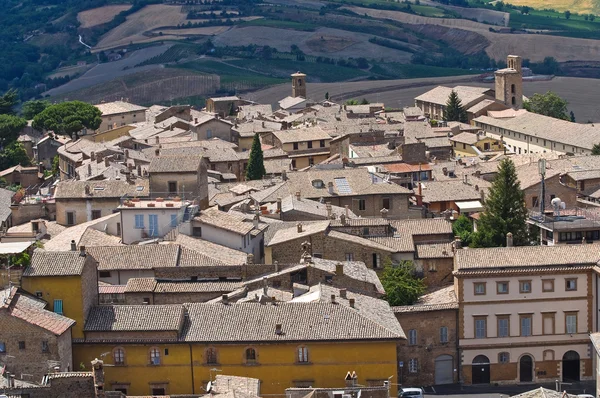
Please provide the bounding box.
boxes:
[450,132,503,158]
[74,301,403,396]
[21,250,99,339]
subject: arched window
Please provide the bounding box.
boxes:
[206,347,218,365]
[113,347,125,365]
[246,347,257,363]
[298,346,309,363]
[149,347,160,365]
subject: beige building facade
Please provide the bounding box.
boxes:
[95,101,147,133]
[454,245,596,385]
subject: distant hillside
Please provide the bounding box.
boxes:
[502,0,600,14]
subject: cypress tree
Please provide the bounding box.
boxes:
[443,90,468,123]
[245,134,266,180]
[471,159,531,247]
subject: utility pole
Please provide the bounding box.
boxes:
[538,158,546,244]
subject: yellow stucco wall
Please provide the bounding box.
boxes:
[74,341,398,396]
[452,137,503,158]
[21,275,85,338]
[88,126,134,142]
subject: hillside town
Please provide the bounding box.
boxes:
[3,54,600,398]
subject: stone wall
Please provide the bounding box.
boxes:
[524,174,577,211]
[415,258,454,288]
[269,232,391,270]
[396,308,458,386]
[0,311,70,379]
[11,202,56,225]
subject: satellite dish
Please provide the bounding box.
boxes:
[206,381,212,393]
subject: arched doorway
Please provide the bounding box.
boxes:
[434,355,453,385]
[562,351,580,382]
[519,355,534,382]
[472,355,490,384]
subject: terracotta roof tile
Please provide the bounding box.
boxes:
[84,305,183,332]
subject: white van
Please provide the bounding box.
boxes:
[398,388,424,398]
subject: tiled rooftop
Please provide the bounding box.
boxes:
[393,285,458,313]
[84,305,183,332]
[181,302,403,342]
[24,251,88,276]
[455,244,600,270]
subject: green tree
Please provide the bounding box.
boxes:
[471,159,530,247]
[443,90,468,123]
[590,14,595,21]
[0,89,19,115]
[21,99,50,120]
[32,101,102,139]
[245,134,266,180]
[380,261,426,306]
[0,142,32,170]
[360,98,370,105]
[565,10,571,19]
[570,110,576,122]
[523,91,569,120]
[51,155,60,176]
[592,144,600,155]
[325,92,329,100]
[452,214,473,246]
[0,115,27,143]
[345,99,359,105]
[9,252,30,267]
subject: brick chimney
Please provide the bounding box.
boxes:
[506,232,513,247]
[70,240,77,251]
[336,263,344,276]
[297,223,303,233]
[330,294,336,304]
[295,191,301,201]
[91,358,105,398]
[90,151,95,161]
[247,253,254,264]
[79,246,86,257]
[349,298,355,308]
[104,156,109,167]
[326,202,332,219]
[222,294,229,305]
[277,197,282,213]
[339,288,347,299]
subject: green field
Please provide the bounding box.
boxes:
[370,63,482,79]
[226,59,370,82]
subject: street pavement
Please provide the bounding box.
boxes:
[418,380,596,397]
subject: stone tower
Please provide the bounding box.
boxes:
[494,55,523,109]
[291,71,307,98]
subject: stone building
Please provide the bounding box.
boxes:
[148,154,208,208]
[495,55,523,109]
[122,278,243,305]
[190,111,233,141]
[265,221,395,268]
[291,71,307,98]
[54,179,149,226]
[0,164,43,188]
[95,101,147,133]
[414,242,455,288]
[0,287,75,379]
[394,286,459,386]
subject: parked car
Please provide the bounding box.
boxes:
[398,388,424,398]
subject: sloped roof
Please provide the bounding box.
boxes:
[0,287,75,335]
[194,207,259,236]
[84,304,183,332]
[24,251,89,277]
[291,284,405,339]
[149,155,203,173]
[419,180,482,204]
[415,85,490,107]
[455,244,600,271]
[43,213,120,251]
[182,302,403,342]
[416,242,454,259]
[393,285,458,313]
[175,234,248,265]
[87,245,181,271]
[267,221,329,246]
[95,101,146,115]
[392,218,453,236]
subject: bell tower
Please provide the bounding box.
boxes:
[495,55,523,109]
[291,71,307,98]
